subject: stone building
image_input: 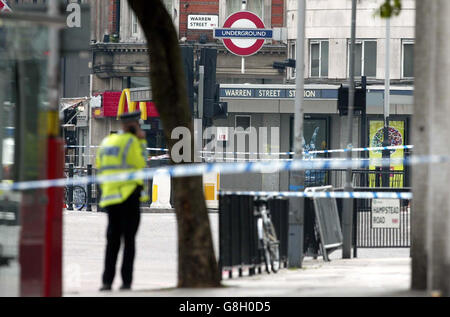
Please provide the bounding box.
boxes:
[214,0,416,192]
[86,0,415,193]
[88,0,289,160]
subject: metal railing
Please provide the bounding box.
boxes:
[218,194,289,278]
[64,163,157,211]
[302,168,408,189]
[351,187,411,250]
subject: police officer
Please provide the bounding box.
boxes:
[96,111,149,291]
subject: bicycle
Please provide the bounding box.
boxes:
[64,167,87,211]
[254,197,280,274]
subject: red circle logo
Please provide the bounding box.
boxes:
[221,11,267,57]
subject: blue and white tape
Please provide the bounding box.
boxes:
[66,144,412,155]
[149,154,170,161]
[201,150,294,156]
[0,155,448,192]
[65,145,169,152]
[201,145,414,156]
[219,190,412,200]
[304,145,414,155]
[201,157,407,163]
[66,154,169,160]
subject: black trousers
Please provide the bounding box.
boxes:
[102,188,141,286]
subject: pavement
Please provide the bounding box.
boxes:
[72,257,427,297]
[60,209,432,298]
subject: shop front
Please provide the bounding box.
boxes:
[214,84,413,192]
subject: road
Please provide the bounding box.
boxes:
[63,210,411,296]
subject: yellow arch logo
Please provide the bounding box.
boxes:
[117,89,148,120]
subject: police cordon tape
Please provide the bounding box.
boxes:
[201,157,407,162]
[304,144,414,155]
[66,144,413,156]
[201,145,414,156]
[65,145,169,152]
[219,190,413,200]
[0,154,448,192]
[65,154,170,160]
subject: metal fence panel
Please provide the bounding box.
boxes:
[219,194,289,277]
[355,198,410,248]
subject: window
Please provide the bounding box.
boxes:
[310,40,329,78]
[349,40,377,77]
[122,76,151,89]
[131,11,139,37]
[402,41,414,78]
[289,41,296,79]
[227,0,264,18]
[235,115,251,133]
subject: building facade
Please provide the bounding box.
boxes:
[88,0,288,159]
[216,0,415,192]
[87,0,415,194]
[286,0,415,84]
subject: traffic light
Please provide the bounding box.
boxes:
[203,84,227,119]
[180,46,194,115]
[199,47,228,119]
[337,84,366,116]
[272,58,296,70]
[200,47,217,115]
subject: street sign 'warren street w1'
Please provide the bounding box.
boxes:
[214,11,272,57]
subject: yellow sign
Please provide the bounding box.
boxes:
[117,89,148,120]
[369,120,405,188]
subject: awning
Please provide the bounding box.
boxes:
[59,98,89,113]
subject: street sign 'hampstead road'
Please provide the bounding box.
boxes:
[214,11,272,57]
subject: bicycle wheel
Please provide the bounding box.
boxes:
[64,187,68,206]
[263,240,271,274]
[257,217,271,273]
[265,222,280,273]
[269,241,280,273]
[72,185,87,210]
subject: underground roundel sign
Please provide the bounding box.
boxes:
[214,11,272,57]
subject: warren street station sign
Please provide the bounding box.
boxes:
[220,87,339,100]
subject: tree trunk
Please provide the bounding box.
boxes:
[127,0,220,288]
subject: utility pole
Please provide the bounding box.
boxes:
[241,0,246,74]
[382,17,391,187]
[88,74,93,166]
[342,0,357,259]
[411,0,434,291]
[288,0,306,268]
[198,65,205,119]
[426,0,450,296]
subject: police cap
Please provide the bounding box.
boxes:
[119,111,141,123]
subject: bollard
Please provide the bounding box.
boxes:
[86,165,92,211]
[353,199,358,258]
[67,163,74,211]
[96,183,101,212]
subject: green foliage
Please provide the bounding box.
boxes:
[377,0,402,18]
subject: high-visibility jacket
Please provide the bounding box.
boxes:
[96,132,149,208]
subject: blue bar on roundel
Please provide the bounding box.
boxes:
[214,28,273,39]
